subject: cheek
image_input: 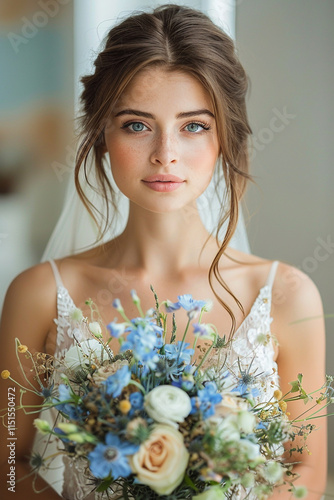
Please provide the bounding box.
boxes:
[107,142,140,180]
[186,140,218,176]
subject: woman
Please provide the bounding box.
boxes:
[0,4,327,499]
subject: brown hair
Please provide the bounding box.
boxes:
[75,4,255,339]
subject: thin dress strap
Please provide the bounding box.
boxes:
[48,259,64,288]
[265,260,279,290]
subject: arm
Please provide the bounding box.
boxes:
[0,264,63,499]
[270,264,327,499]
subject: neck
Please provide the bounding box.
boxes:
[111,201,218,278]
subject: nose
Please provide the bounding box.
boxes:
[150,132,178,167]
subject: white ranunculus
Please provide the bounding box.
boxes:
[193,486,226,499]
[130,424,189,495]
[64,339,112,370]
[144,385,191,428]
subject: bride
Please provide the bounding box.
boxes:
[0,4,327,499]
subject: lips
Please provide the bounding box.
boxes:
[142,174,185,183]
[141,174,185,192]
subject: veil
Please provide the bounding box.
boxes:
[41,153,251,261]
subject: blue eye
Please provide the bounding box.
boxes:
[185,122,210,133]
[123,122,148,132]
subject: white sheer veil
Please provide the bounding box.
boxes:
[41,151,251,261]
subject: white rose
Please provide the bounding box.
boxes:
[130,424,189,495]
[144,385,191,428]
[193,486,226,499]
[64,339,112,370]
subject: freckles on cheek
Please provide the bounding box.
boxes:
[109,144,139,176]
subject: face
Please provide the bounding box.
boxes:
[104,67,220,214]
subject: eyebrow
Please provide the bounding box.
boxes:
[113,108,215,119]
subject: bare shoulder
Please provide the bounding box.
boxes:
[270,261,325,346]
[5,261,57,301]
[271,261,324,320]
[1,261,58,336]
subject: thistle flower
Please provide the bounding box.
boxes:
[125,418,150,444]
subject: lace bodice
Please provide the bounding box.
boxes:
[35,259,280,499]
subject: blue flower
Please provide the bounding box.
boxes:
[172,376,194,391]
[107,320,126,338]
[164,342,194,365]
[129,392,144,416]
[191,381,222,419]
[103,365,131,398]
[53,384,82,420]
[164,300,181,313]
[164,294,207,313]
[112,298,123,311]
[120,319,163,369]
[88,433,138,479]
[177,294,207,311]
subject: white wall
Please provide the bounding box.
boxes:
[236,0,334,477]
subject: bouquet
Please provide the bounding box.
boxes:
[1,289,333,499]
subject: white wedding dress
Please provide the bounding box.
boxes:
[33,259,280,499]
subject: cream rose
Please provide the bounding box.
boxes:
[64,339,112,371]
[144,385,191,428]
[130,424,189,495]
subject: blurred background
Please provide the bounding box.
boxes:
[0,0,333,493]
